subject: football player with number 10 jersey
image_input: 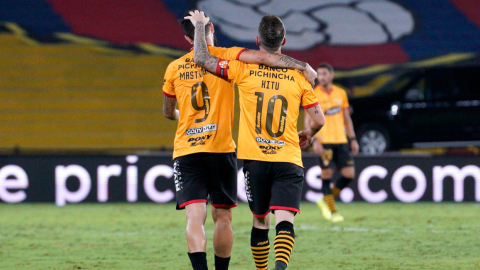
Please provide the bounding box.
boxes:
[187,11,325,270]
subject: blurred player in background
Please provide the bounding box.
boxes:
[163,10,317,270]
[304,62,359,223]
[187,11,325,270]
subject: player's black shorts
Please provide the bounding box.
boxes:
[243,160,304,218]
[319,143,354,169]
[174,152,238,210]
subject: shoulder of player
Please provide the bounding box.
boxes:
[165,59,177,71]
[208,46,238,57]
[292,69,309,81]
[228,59,246,69]
[312,84,326,96]
[167,53,192,69]
[208,45,224,54]
[333,84,348,95]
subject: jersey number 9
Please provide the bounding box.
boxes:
[191,82,210,123]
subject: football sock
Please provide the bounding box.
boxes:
[251,227,270,270]
[336,176,353,190]
[274,221,295,270]
[188,252,208,270]
[321,179,332,195]
[332,186,341,197]
[324,194,337,213]
[214,254,230,270]
[322,178,337,213]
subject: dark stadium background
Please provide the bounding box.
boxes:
[1,0,479,204]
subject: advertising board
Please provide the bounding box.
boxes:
[0,155,478,205]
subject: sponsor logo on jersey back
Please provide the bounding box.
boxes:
[188,134,213,147]
[186,124,217,136]
[259,145,283,154]
[255,137,286,145]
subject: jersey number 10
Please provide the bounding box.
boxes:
[255,92,288,138]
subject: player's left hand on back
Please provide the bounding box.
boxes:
[303,64,317,86]
[298,130,313,148]
[184,10,210,25]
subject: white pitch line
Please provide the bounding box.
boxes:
[296,224,477,234]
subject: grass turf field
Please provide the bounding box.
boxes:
[0,203,479,270]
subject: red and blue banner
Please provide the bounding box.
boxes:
[1,0,480,69]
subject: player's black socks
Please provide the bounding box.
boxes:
[274,221,295,270]
[251,227,270,270]
[336,176,353,190]
[321,179,332,195]
[188,252,208,270]
[214,254,230,270]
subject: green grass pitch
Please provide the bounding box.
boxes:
[1,202,479,269]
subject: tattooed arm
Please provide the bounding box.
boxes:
[193,21,222,74]
[181,11,219,74]
[305,104,325,135]
[163,96,179,120]
[299,104,325,148]
[185,10,317,85]
[241,50,307,68]
[238,50,317,85]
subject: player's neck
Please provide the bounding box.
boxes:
[259,46,281,54]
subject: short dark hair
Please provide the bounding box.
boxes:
[258,15,285,52]
[178,10,211,40]
[317,62,334,72]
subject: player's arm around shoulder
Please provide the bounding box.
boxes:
[237,50,317,85]
[185,10,316,85]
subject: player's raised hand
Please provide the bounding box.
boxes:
[298,130,313,148]
[303,63,317,86]
[184,10,210,25]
